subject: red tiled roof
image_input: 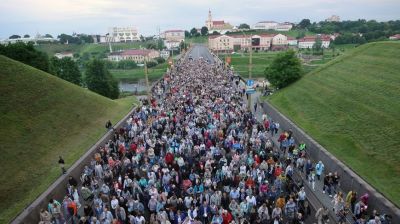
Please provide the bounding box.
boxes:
[120,49,153,56]
[258,21,278,23]
[287,36,296,40]
[213,21,225,25]
[164,30,184,33]
[390,34,400,38]
[298,36,330,42]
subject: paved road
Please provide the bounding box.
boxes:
[186,44,215,64]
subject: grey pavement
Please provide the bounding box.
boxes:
[187,44,215,64]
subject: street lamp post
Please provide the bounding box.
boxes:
[241,31,253,110]
[144,58,151,102]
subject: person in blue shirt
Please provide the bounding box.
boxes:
[315,161,325,181]
[174,210,186,224]
[199,201,212,224]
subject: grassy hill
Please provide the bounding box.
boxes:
[0,55,137,222]
[267,42,400,206]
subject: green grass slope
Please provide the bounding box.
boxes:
[268,42,400,206]
[0,55,137,222]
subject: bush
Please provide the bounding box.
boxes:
[117,60,137,69]
[146,61,158,68]
[155,57,165,64]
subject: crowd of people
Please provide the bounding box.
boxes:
[39,55,392,224]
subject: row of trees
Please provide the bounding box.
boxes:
[58,33,94,44]
[297,19,400,44]
[0,42,119,99]
[9,34,53,39]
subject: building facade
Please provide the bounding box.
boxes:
[209,33,293,52]
[108,27,140,42]
[298,36,331,49]
[253,21,293,31]
[389,34,400,40]
[271,34,288,50]
[326,15,341,22]
[161,30,185,49]
[108,49,160,63]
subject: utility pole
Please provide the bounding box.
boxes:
[247,33,253,110]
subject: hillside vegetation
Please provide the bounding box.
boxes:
[268,42,400,206]
[0,55,137,222]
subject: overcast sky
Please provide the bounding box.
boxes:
[1,0,399,39]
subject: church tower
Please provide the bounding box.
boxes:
[206,9,213,30]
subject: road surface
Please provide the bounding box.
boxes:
[186,44,215,64]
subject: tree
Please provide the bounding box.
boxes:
[0,42,49,72]
[49,57,81,85]
[298,19,311,29]
[265,50,302,89]
[44,34,53,38]
[85,59,119,99]
[190,28,199,37]
[201,26,209,36]
[78,34,94,43]
[238,23,250,29]
[9,35,21,39]
[184,30,191,38]
[58,34,81,44]
[156,39,165,50]
[313,36,323,55]
[23,34,30,38]
[146,43,157,49]
[212,31,220,35]
[179,41,188,51]
[296,30,306,39]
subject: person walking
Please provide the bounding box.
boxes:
[315,206,329,224]
[315,161,324,181]
[58,156,66,174]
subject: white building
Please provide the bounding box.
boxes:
[209,33,294,51]
[108,27,140,42]
[326,15,341,22]
[275,22,293,31]
[161,30,185,49]
[253,21,279,30]
[160,50,170,59]
[287,37,298,47]
[252,21,293,31]
[298,36,331,49]
[54,52,74,59]
[108,49,160,63]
